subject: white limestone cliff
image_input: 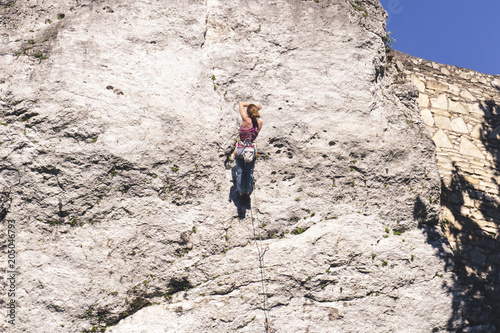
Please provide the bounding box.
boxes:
[0,0,492,332]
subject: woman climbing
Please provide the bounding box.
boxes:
[235,101,263,202]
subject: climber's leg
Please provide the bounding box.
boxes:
[235,158,245,195]
[246,159,256,195]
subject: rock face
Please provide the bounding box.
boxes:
[0,0,491,332]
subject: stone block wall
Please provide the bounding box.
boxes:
[393,50,500,320]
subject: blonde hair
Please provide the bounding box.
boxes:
[247,104,260,121]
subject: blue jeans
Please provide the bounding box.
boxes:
[235,158,255,195]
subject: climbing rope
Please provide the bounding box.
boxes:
[249,178,274,333]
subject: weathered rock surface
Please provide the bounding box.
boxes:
[0,0,489,332]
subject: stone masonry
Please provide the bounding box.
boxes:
[394,50,500,322]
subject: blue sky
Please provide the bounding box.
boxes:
[378,0,500,75]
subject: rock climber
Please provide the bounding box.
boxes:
[235,101,263,203]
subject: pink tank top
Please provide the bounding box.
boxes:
[240,125,258,142]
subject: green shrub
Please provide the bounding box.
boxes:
[292,227,308,235]
[33,51,48,60]
[383,31,395,53]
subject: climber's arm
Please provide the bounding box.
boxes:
[239,102,251,122]
[256,119,263,132]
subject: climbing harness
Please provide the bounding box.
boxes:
[233,140,257,163]
[249,178,275,333]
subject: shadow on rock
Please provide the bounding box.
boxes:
[438,164,498,331]
[419,98,500,331]
[0,186,11,222]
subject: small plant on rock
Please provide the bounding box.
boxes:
[351,1,363,11]
[33,51,48,60]
[383,31,396,53]
[292,227,308,235]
